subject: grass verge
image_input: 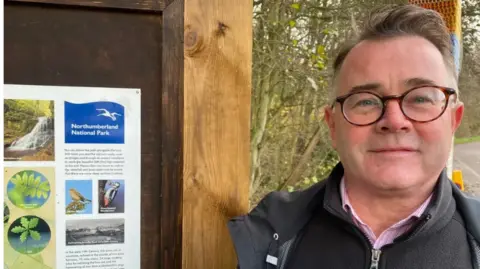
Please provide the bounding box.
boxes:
[454,136,480,145]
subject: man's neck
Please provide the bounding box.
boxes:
[344,178,435,237]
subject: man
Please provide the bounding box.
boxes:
[228,4,480,269]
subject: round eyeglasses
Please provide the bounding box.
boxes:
[332,86,457,126]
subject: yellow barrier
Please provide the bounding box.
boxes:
[409,0,464,191]
[408,0,462,35]
[452,169,465,191]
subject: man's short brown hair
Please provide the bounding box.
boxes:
[332,4,456,97]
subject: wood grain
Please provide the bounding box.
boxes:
[183,0,253,268]
[5,4,163,268]
[162,0,175,8]
[6,0,165,12]
[5,1,252,268]
[161,0,184,269]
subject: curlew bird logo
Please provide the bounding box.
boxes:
[96,108,122,121]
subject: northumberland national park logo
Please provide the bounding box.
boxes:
[64,101,125,144]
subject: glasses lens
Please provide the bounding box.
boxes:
[343,92,383,125]
[402,87,447,122]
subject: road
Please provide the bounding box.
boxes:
[453,142,480,198]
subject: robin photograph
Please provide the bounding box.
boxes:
[65,180,93,214]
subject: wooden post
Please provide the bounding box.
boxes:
[3,0,251,267]
[162,0,252,268]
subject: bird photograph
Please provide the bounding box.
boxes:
[69,188,92,203]
[99,180,125,213]
[65,180,93,215]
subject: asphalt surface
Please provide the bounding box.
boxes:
[453,142,480,198]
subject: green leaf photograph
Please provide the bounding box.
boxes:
[4,203,10,224]
[8,215,51,254]
[7,170,51,209]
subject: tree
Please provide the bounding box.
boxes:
[249,0,411,205]
[249,0,480,206]
[457,0,480,137]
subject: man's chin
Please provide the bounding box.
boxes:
[371,179,420,192]
[367,168,423,190]
[366,156,419,170]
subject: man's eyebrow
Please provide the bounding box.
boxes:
[346,78,438,95]
[405,77,437,87]
[349,83,382,93]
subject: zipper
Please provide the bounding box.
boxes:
[391,213,432,244]
[402,214,431,241]
[347,222,381,269]
[369,249,382,269]
[278,232,304,269]
[325,207,378,269]
[265,233,279,269]
[325,204,433,269]
[365,213,432,269]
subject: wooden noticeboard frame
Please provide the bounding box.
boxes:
[4,0,252,268]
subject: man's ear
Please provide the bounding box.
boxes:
[451,100,464,134]
[324,105,337,149]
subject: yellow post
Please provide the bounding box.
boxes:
[452,169,465,191]
[409,0,462,180]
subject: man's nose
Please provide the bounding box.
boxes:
[375,100,412,133]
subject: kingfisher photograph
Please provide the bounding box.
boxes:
[98,180,125,214]
[4,99,55,162]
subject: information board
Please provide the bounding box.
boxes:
[3,84,141,269]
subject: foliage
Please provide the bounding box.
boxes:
[249,0,407,206]
[461,0,480,55]
[4,100,54,145]
[66,201,86,214]
[4,100,53,120]
[454,136,480,145]
[4,203,10,224]
[249,0,480,206]
[10,171,50,200]
[11,216,42,250]
[456,0,480,138]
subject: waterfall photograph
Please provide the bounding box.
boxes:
[4,99,55,161]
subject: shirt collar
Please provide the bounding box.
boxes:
[340,176,433,224]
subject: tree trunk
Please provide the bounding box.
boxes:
[250,0,283,198]
[278,115,325,191]
[250,70,272,195]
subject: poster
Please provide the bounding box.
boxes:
[3,85,141,269]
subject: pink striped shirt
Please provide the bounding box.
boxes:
[340,177,432,249]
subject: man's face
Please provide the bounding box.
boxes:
[325,36,464,192]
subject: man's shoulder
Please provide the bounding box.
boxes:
[247,180,326,221]
[452,186,480,241]
[462,195,480,226]
[230,179,327,241]
[227,179,328,266]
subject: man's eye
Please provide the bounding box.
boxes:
[408,96,433,104]
[356,99,378,107]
